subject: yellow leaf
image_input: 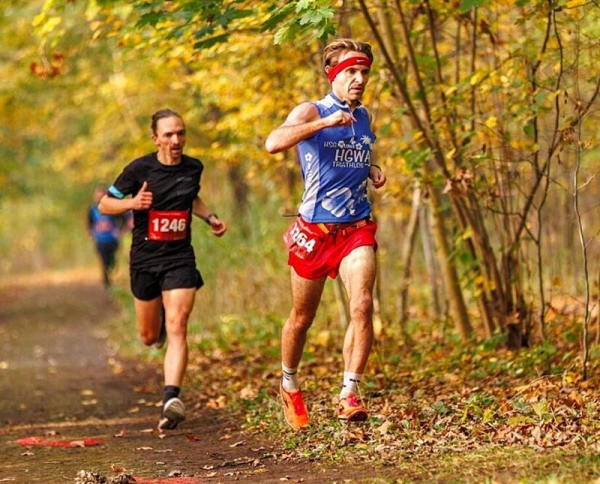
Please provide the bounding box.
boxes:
[445,148,456,160]
[554,61,562,73]
[32,13,46,27]
[474,274,486,287]
[445,85,457,96]
[39,16,62,35]
[315,330,330,347]
[531,400,548,417]
[485,116,498,128]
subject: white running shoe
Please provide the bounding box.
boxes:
[157,397,185,430]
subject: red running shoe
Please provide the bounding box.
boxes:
[337,393,368,421]
[279,382,309,430]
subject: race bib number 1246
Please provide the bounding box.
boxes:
[148,210,189,241]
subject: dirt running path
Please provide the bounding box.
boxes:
[0,275,348,484]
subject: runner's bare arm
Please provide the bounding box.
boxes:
[265,102,356,154]
[366,111,386,189]
[369,156,386,189]
[99,181,153,215]
[192,196,227,237]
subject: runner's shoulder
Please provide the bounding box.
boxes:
[181,154,204,171]
[118,153,157,177]
[129,153,157,168]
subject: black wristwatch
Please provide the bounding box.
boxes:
[204,213,218,225]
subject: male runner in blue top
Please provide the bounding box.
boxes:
[265,38,386,430]
[99,109,227,431]
[87,185,129,288]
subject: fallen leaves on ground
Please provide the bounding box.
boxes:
[74,469,205,484]
[179,308,600,478]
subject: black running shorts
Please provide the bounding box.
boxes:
[130,263,204,301]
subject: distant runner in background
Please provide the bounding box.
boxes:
[99,109,227,431]
[87,185,130,288]
[265,38,386,431]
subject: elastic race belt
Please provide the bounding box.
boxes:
[316,218,369,235]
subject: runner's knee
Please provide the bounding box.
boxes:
[349,291,373,321]
[288,309,316,331]
[139,329,157,346]
[161,309,188,336]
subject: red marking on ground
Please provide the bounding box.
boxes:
[16,436,103,447]
[134,478,203,483]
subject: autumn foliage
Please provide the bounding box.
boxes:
[4,0,600,479]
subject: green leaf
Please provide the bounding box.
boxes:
[459,0,488,12]
[217,7,254,27]
[317,23,336,42]
[273,18,300,45]
[506,416,537,425]
[523,123,535,137]
[298,6,334,26]
[531,400,549,418]
[193,33,230,49]
[195,24,216,39]
[135,11,162,28]
[261,3,296,32]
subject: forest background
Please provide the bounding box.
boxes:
[3,0,600,481]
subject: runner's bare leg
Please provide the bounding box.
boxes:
[161,288,197,386]
[338,245,376,375]
[281,270,327,369]
[134,297,163,344]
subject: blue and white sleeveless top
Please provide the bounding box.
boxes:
[297,93,376,223]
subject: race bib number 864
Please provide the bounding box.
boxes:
[283,219,321,259]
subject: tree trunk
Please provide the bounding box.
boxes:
[427,185,473,340]
[420,203,443,321]
[227,164,250,238]
[397,181,422,328]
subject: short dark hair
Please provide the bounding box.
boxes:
[322,39,373,73]
[151,109,182,135]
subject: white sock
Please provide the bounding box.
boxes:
[282,364,300,392]
[340,372,362,399]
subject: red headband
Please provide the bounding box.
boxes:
[327,56,372,82]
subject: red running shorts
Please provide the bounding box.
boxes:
[283,216,378,280]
